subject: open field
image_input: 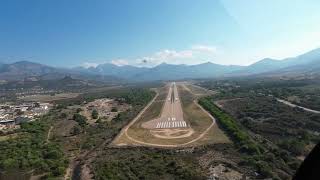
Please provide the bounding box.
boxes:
[113,82,229,147]
[181,82,216,97]
[19,93,80,102]
[0,133,19,142]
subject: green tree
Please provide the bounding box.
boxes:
[92,109,99,119]
[73,113,87,127]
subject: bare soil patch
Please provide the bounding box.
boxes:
[150,128,194,139]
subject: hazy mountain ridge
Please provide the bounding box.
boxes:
[73,48,320,80]
[230,48,320,76]
[0,61,123,84]
[1,48,320,82]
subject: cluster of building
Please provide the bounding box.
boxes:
[0,102,51,131]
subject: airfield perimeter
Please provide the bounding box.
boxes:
[112,82,230,147]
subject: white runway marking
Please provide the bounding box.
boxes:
[155,120,188,129]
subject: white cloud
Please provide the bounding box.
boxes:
[135,45,217,66]
[191,45,217,54]
[81,62,99,68]
[154,49,194,60]
[134,49,194,67]
[111,59,129,66]
[80,44,218,68]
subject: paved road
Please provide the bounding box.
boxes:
[277,98,320,114]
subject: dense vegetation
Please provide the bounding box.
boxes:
[56,87,155,107]
[197,78,320,179]
[219,96,320,151]
[94,148,205,180]
[0,113,68,178]
[0,86,156,179]
[198,78,320,111]
[199,97,300,179]
[54,88,163,179]
[199,97,261,155]
[73,113,88,127]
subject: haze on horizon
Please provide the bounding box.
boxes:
[0,0,320,68]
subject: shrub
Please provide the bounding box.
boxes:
[73,113,87,127]
[76,108,82,113]
[92,109,99,119]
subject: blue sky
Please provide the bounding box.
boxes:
[0,0,320,67]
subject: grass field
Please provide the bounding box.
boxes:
[177,85,230,145]
[182,83,216,97]
[114,83,230,147]
[19,93,80,102]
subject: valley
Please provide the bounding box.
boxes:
[1,2,320,179]
[0,76,319,180]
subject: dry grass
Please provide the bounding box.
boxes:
[0,133,19,142]
[19,93,80,102]
[178,85,230,144]
[182,83,216,96]
[115,83,230,147]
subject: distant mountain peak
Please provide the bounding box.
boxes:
[1,47,320,82]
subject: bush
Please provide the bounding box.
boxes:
[288,160,301,170]
[92,109,99,119]
[111,107,118,112]
[73,113,87,127]
[0,117,68,177]
[60,113,67,118]
[76,108,82,113]
[279,139,305,155]
[71,125,81,135]
[256,161,274,178]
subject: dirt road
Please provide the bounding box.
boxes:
[277,98,320,114]
[112,90,159,144]
[120,100,216,147]
[45,126,53,143]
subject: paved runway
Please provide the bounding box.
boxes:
[153,82,187,129]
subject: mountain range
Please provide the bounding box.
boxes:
[1,48,319,82]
